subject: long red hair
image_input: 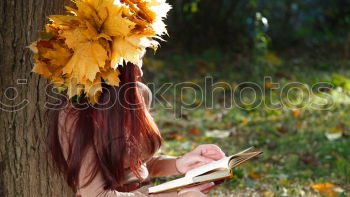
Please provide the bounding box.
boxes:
[47,63,162,191]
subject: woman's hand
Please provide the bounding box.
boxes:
[175,144,225,174]
[178,182,215,197]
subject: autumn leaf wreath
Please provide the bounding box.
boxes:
[30,0,171,104]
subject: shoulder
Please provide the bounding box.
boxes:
[137,82,152,109]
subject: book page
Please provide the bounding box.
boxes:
[228,149,262,168]
[185,157,230,178]
[192,169,231,183]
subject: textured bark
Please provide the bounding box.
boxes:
[0,0,74,196]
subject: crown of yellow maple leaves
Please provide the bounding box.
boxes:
[30,0,171,104]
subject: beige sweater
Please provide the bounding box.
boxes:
[75,148,178,196]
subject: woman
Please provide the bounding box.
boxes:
[49,63,225,197]
[48,64,224,197]
[31,0,226,196]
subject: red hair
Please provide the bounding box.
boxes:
[47,63,162,191]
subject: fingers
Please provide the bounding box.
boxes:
[189,161,211,169]
[203,151,225,160]
[179,182,215,194]
[176,153,215,173]
[193,182,215,191]
[177,191,206,197]
[202,188,212,194]
[196,144,225,156]
[205,145,226,159]
[192,155,214,164]
[202,187,213,194]
[187,155,214,169]
[193,144,226,160]
[178,144,225,174]
[201,181,224,194]
[202,186,215,194]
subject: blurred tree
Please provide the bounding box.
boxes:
[167,0,253,51]
[0,0,73,197]
[165,0,350,54]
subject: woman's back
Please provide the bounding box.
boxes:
[58,105,154,197]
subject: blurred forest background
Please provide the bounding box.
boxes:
[143,0,350,196]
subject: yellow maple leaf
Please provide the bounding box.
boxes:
[83,0,113,7]
[123,0,156,23]
[83,0,111,25]
[84,76,103,104]
[103,5,135,37]
[32,61,52,78]
[63,41,107,83]
[111,35,144,66]
[75,1,102,26]
[30,31,72,79]
[55,14,111,50]
[101,69,121,86]
[49,15,78,26]
[41,43,72,68]
[98,38,112,60]
[59,22,95,50]
[112,33,158,65]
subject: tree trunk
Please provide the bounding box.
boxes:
[0,0,73,196]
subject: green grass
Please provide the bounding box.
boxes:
[145,51,350,196]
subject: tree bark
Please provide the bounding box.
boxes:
[0,0,74,196]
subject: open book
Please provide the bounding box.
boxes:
[149,147,262,194]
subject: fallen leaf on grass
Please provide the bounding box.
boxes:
[264,81,273,89]
[263,191,274,197]
[325,132,343,141]
[167,131,183,140]
[300,152,319,166]
[205,130,231,138]
[248,169,262,179]
[190,127,201,136]
[310,182,344,197]
[241,118,249,125]
[293,109,301,118]
[277,126,289,135]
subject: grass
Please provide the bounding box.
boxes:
[144,50,350,196]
